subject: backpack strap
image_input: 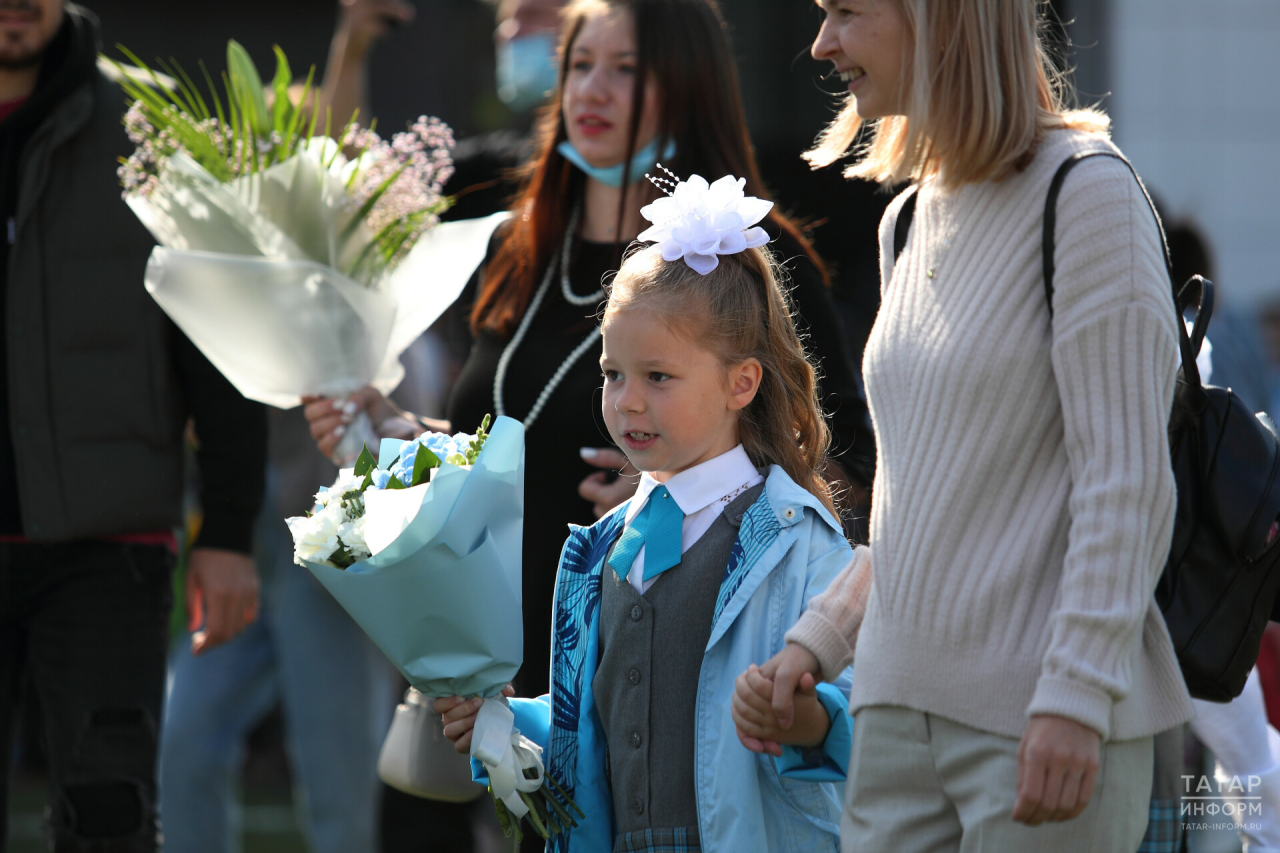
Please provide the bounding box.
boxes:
[1041,150,1173,318]
[892,186,919,262]
[1041,149,1201,387]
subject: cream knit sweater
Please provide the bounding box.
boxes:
[787,129,1195,741]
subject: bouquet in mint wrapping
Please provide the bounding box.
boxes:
[285,416,583,840]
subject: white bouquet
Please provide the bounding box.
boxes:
[286,418,584,841]
[286,418,493,570]
[113,42,507,461]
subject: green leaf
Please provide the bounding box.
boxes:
[353,444,377,478]
[269,45,292,133]
[410,446,441,487]
[226,39,270,136]
[384,475,407,490]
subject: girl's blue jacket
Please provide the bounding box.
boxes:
[477,465,855,852]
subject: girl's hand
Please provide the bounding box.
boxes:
[1012,714,1101,824]
[577,447,639,518]
[756,642,823,730]
[732,663,830,756]
[432,684,516,755]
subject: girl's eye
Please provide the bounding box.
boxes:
[602,369,620,382]
[571,59,592,73]
[618,63,636,76]
[649,372,670,383]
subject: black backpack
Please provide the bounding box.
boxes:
[893,150,1280,702]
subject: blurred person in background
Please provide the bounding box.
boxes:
[0,1,265,849]
[1161,215,1275,416]
[158,5,476,853]
[322,0,565,224]
[159,403,398,853]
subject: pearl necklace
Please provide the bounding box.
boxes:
[558,208,606,306]
[493,213,603,431]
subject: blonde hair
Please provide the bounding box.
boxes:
[805,0,1109,190]
[604,245,838,518]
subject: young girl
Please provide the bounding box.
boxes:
[437,174,855,853]
[735,0,1195,851]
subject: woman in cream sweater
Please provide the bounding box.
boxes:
[730,1,1194,850]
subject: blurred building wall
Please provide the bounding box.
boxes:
[1107,0,1280,307]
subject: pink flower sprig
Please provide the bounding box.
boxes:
[344,115,456,278]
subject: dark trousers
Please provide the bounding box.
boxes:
[1,542,173,852]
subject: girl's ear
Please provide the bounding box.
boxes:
[726,358,763,412]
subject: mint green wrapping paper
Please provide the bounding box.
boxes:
[304,416,525,698]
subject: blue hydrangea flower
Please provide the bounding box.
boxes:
[369,469,392,490]
[386,431,480,487]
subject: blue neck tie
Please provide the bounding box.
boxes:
[608,485,684,582]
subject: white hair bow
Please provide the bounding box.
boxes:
[637,171,773,275]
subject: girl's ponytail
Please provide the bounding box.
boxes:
[735,249,837,518]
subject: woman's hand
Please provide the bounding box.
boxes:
[433,684,516,755]
[1012,714,1101,825]
[302,387,443,462]
[578,447,639,518]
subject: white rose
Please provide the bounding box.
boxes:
[338,514,370,562]
[287,502,346,566]
[314,468,364,510]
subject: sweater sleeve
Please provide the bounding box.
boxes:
[174,324,267,554]
[785,546,871,680]
[1025,155,1180,739]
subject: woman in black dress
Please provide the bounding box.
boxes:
[307,0,874,700]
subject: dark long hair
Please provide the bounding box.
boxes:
[471,0,827,336]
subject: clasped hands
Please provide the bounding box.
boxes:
[732,643,1102,826]
[731,643,831,755]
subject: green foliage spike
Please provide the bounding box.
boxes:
[465,415,492,465]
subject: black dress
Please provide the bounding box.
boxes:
[446,228,873,697]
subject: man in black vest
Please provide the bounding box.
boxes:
[0,2,266,849]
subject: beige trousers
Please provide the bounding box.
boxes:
[842,705,1153,853]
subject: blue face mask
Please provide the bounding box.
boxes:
[556,137,678,188]
[496,33,559,113]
